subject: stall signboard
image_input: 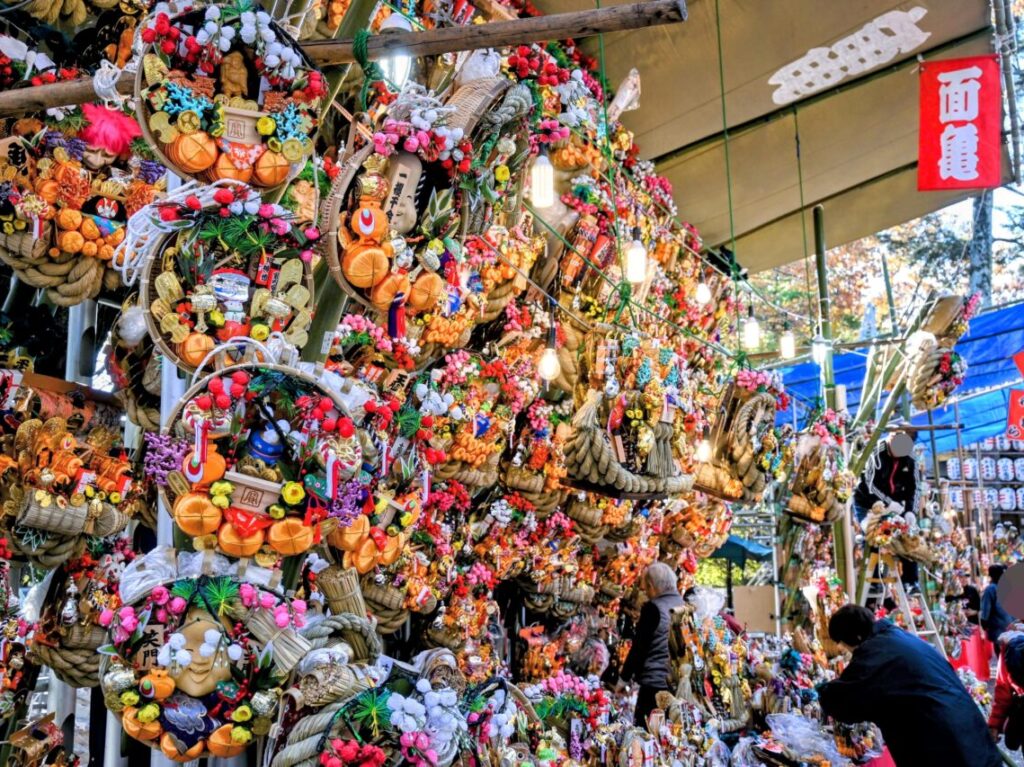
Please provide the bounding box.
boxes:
[1008,389,1024,440]
[918,54,1001,190]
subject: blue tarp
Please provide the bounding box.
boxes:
[711,535,773,567]
[778,302,1024,456]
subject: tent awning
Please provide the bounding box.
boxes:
[536,0,1010,272]
[778,302,1024,455]
[711,535,773,568]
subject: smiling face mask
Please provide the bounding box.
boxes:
[168,609,232,697]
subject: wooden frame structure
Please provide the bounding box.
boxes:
[0,0,687,117]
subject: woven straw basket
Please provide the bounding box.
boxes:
[134,9,313,192]
[16,493,128,538]
[137,219,314,377]
[158,361,354,514]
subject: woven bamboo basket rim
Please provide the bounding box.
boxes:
[138,213,315,377]
[444,77,512,138]
[157,361,353,513]
[319,141,378,313]
[133,9,316,194]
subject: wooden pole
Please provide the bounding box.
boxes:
[302,0,688,65]
[0,0,687,118]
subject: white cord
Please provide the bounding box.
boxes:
[93,59,125,106]
[113,179,253,287]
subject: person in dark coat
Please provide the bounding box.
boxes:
[818,604,1002,767]
[982,564,1013,654]
[620,562,684,727]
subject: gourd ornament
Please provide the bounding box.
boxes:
[339,156,393,289]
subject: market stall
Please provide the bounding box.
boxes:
[0,0,1013,766]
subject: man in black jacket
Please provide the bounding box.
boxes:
[619,562,684,727]
[854,432,919,522]
[854,432,921,586]
[819,605,1002,767]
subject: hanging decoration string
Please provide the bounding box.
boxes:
[524,200,737,359]
[353,28,386,111]
[593,0,638,329]
[713,0,743,353]
[794,107,817,330]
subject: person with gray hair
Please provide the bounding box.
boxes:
[619,562,684,727]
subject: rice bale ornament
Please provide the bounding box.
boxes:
[131,183,317,374]
[1,418,136,569]
[0,103,165,306]
[101,566,309,760]
[136,3,325,189]
[158,364,369,566]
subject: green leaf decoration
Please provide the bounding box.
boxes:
[130,137,159,161]
[420,188,455,238]
[350,688,392,740]
[395,407,422,439]
[170,579,198,606]
[199,576,241,615]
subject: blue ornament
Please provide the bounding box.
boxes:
[248,427,284,465]
[474,413,491,437]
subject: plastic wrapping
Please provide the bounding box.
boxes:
[118,545,178,604]
[833,721,884,763]
[687,585,726,623]
[297,645,353,675]
[732,737,768,767]
[764,713,851,767]
[20,569,55,624]
[705,738,732,767]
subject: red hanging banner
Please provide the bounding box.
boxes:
[1008,389,1024,440]
[918,55,1002,191]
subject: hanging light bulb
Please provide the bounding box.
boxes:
[530,148,554,208]
[538,304,561,382]
[538,347,561,382]
[811,334,829,365]
[379,13,414,89]
[779,321,796,360]
[695,426,712,463]
[625,227,647,284]
[742,305,760,350]
[695,270,712,306]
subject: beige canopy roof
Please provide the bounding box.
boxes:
[534,0,1010,272]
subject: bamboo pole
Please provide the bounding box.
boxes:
[0,0,687,118]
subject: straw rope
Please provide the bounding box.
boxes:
[301,613,382,662]
[31,642,100,687]
[8,529,85,569]
[269,700,346,767]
